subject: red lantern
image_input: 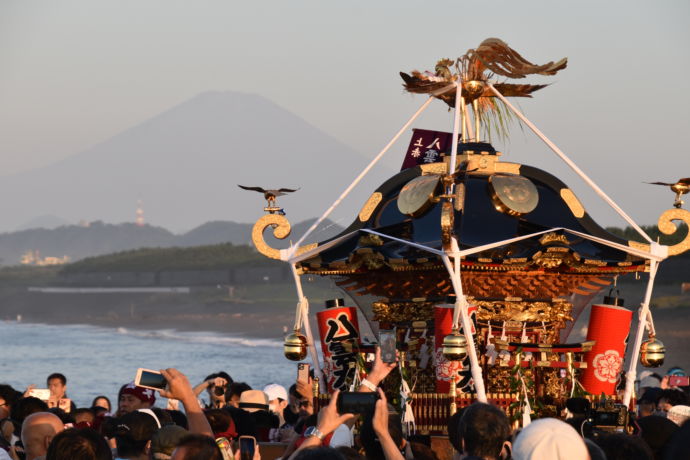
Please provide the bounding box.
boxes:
[316,299,361,392]
[581,303,632,396]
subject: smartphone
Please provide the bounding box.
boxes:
[297,363,310,383]
[28,388,50,401]
[337,392,379,414]
[669,376,690,387]
[134,368,168,391]
[379,329,397,363]
[239,435,256,460]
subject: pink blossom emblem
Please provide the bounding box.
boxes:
[592,349,623,383]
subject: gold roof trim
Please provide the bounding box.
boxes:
[560,188,585,218]
[358,192,382,222]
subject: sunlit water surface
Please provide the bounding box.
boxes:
[0,321,296,408]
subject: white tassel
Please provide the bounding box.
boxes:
[520,375,532,427]
[485,323,498,365]
[500,321,508,341]
[520,323,529,343]
[400,372,416,435]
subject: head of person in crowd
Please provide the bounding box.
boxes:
[11,396,49,435]
[263,383,288,424]
[150,424,189,460]
[239,390,278,442]
[656,388,688,413]
[114,410,160,460]
[453,402,511,460]
[334,446,364,460]
[49,407,75,426]
[512,418,588,460]
[203,372,233,408]
[0,384,21,420]
[564,397,589,419]
[227,382,251,408]
[170,434,223,460]
[292,446,346,460]
[288,384,313,421]
[594,432,653,460]
[637,415,678,459]
[639,370,662,391]
[46,373,68,400]
[165,410,188,430]
[119,382,157,415]
[21,411,65,460]
[203,408,236,440]
[90,395,111,413]
[46,427,111,460]
[287,384,302,421]
[638,387,663,417]
[72,408,95,429]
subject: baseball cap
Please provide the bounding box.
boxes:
[115,411,159,442]
[122,382,156,405]
[263,384,288,402]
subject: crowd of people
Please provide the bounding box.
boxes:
[1,354,689,460]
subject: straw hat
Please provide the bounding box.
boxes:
[239,390,269,413]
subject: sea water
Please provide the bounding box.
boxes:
[0,321,297,408]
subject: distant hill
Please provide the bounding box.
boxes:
[0,218,344,266]
[0,91,394,232]
[16,215,71,231]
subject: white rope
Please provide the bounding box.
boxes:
[441,239,488,403]
[287,96,435,259]
[290,264,324,387]
[487,83,653,244]
[623,259,659,406]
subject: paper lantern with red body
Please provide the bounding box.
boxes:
[433,304,477,393]
[581,303,632,395]
[316,302,361,392]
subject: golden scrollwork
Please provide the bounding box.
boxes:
[657,208,690,256]
[539,232,570,246]
[251,214,318,260]
[358,192,383,222]
[474,299,573,325]
[560,188,585,218]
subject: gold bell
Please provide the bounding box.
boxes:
[463,80,485,98]
[442,332,467,361]
[284,331,308,361]
[640,336,665,368]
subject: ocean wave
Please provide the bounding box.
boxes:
[115,327,282,348]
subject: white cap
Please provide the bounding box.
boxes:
[513,418,588,460]
[668,405,690,426]
[263,383,288,402]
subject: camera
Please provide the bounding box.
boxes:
[213,385,225,397]
[588,399,628,432]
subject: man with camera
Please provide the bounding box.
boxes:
[193,372,233,409]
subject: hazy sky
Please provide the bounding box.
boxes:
[1,0,688,228]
